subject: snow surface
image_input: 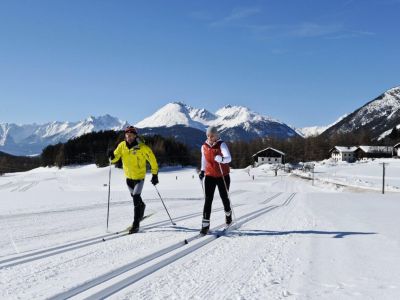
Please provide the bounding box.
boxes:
[293,158,400,193]
[0,162,400,299]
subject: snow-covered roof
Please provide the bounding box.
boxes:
[357,145,393,153]
[252,147,285,157]
[331,146,358,153]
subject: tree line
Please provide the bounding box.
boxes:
[227,127,400,168]
[41,130,196,169]
[1,126,399,174]
[0,151,41,175]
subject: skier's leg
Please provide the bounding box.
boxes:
[132,194,142,230]
[127,179,145,233]
[217,175,232,224]
[131,180,145,220]
[201,176,217,234]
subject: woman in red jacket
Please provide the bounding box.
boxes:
[198,126,232,235]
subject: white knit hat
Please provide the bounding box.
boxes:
[206,126,219,136]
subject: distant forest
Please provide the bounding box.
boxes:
[40,131,196,169]
[1,126,399,175]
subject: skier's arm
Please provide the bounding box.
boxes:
[111,143,122,164]
[144,146,159,175]
[201,145,207,171]
[220,142,232,164]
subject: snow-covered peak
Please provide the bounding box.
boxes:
[322,85,400,139]
[297,114,349,138]
[215,105,252,119]
[385,86,400,95]
[0,115,128,155]
[0,123,11,146]
[80,114,128,130]
[214,105,277,128]
[85,116,95,122]
[344,86,400,128]
[367,86,400,111]
[135,102,206,130]
[135,102,294,140]
[296,126,329,138]
[25,115,128,140]
[189,108,217,123]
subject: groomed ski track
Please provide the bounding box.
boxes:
[49,192,296,299]
[0,206,234,269]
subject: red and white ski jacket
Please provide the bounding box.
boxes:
[201,139,232,177]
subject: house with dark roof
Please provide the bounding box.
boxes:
[329,146,357,162]
[252,147,285,166]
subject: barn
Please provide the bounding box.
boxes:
[355,146,393,160]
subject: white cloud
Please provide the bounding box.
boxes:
[289,23,343,38]
[210,7,261,27]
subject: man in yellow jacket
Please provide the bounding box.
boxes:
[109,126,159,234]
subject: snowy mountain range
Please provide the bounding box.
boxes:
[0,103,299,156]
[0,115,128,156]
[1,85,399,156]
[322,86,400,139]
[296,114,349,138]
[296,126,330,138]
[136,102,300,142]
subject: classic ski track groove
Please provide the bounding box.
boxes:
[49,192,295,300]
[261,192,283,204]
[0,205,240,269]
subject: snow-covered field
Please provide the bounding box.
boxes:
[293,158,400,192]
[0,162,399,299]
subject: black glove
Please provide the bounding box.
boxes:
[199,171,205,180]
[151,174,159,185]
[108,150,115,160]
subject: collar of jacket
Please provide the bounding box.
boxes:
[126,138,141,150]
[205,138,222,148]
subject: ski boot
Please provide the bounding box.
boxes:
[225,210,232,225]
[200,218,210,235]
[139,202,146,221]
[129,204,141,234]
[129,223,139,234]
[200,225,209,236]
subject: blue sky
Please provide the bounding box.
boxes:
[0,0,399,128]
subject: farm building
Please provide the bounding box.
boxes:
[252,147,285,166]
[329,146,357,162]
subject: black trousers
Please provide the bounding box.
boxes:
[203,175,231,221]
[126,179,145,225]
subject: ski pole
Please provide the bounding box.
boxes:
[106,159,112,232]
[154,185,176,225]
[199,177,205,199]
[218,162,236,222]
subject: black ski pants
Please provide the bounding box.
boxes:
[127,178,145,225]
[203,175,231,221]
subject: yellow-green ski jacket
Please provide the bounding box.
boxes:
[111,140,158,180]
